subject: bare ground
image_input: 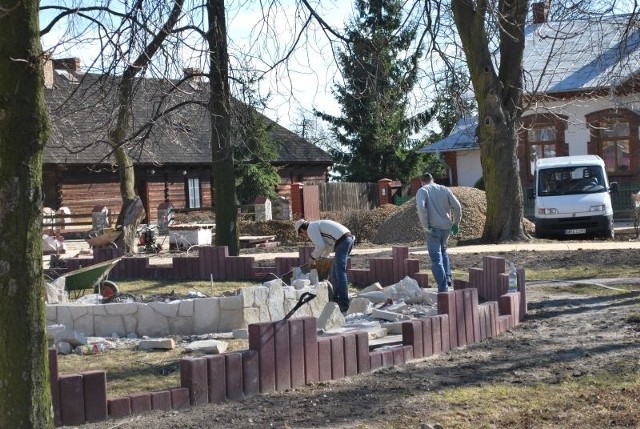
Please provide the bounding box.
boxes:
[73,234,640,429]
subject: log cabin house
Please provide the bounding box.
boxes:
[42,58,332,228]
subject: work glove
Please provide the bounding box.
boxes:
[451,224,460,236]
[425,225,433,234]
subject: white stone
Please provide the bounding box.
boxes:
[359,282,383,293]
[357,291,386,304]
[169,317,194,335]
[218,309,245,332]
[46,306,57,325]
[149,301,180,318]
[346,297,373,315]
[74,314,95,336]
[193,298,220,334]
[381,321,405,335]
[56,342,73,355]
[232,328,248,339]
[219,295,242,311]
[243,307,261,326]
[317,302,345,331]
[371,308,412,322]
[384,276,423,304]
[94,315,126,337]
[292,279,311,290]
[177,300,195,317]
[57,329,87,346]
[104,302,139,315]
[138,338,176,350]
[184,339,228,354]
[137,304,171,337]
[421,290,438,306]
[267,284,285,320]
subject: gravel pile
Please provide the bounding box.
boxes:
[372,187,492,245]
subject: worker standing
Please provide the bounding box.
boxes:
[415,172,462,292]
[295,219,355,312]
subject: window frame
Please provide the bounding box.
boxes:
[586,109,639,177]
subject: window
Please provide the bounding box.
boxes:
[599,122,630,173]
[519,114,567,179]
[586,109,639,176]
[187,178,201,208]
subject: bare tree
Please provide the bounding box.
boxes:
[0,2,54,427]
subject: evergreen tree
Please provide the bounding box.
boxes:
[316,0,431,183]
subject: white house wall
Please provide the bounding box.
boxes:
[523,93,640,155]
[456,150,483,187]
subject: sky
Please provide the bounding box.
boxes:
[40,0,353,132]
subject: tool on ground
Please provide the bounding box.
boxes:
[282,292,317,320]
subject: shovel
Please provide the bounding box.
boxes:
[282,292,317,320]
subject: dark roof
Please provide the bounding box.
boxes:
[425,14,640,153]
[523,14,640,94]
[44,70,332,166]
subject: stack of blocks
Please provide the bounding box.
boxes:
[49,255,524,426]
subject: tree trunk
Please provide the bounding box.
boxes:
[208,0,240,256]
[452,0,530,242]
[0,2,54,427]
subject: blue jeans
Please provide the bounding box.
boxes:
[425,228,452,292]
[329,235,355,310]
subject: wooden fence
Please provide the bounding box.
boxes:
[318,182,378,212]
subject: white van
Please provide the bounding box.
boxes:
[530,155,618,239]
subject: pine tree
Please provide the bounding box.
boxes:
[316,0,431,182]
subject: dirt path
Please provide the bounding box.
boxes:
[75,276,640,429]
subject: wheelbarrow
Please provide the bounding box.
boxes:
[86,228,122,249]
[50,257,122,300]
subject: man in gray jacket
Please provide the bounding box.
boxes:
[415,172,462,292]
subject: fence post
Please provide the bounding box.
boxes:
[377,179,392,207]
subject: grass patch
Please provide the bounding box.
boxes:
[538,283,640,296]
[625,312,640,323]
[114,279,256,297]
[421,372,640,429]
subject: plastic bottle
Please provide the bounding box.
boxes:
[508,262,518,292]
[74,343,106,355]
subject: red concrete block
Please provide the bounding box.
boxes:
[454,290,467,347]
[49,348,62,427]
[499,295,515,328]
[402,320,423,359]
[248,322,276,393]
[58,374,85,426]
[470,288,481,343]
[330,336,346,380]
[422,317,433,357]
[498,315,510,334]
[81,370,107,422]
[241,350,260,397]
[129,392,151,414]
[206,354,226,403]
[431,316,442,355]
[274,320,292,391]
[224,352,244,400]
[469,267,485,300]
[170,387,190,409]
[369,351,383,370]
[392,246,409,281]
[180,356,208,405]
[343,334,358,376]
[150,390,172,411]
[453,278,470,290]
[392,347,405,365]
[463,289,475,344]
[437,292,458,349]
[317,337,332,382]
[413,272,429,288]
[302,317,319,384]
[355,331,371,374]
[517,268,527,320]
[402,345,414,362]
[478,303,488,341]
[435,314,450,353]
[107,397,131,419]
[380,349,394,367]
[404,259,420,278]
[371,258,394,286]
[288,318,306,388]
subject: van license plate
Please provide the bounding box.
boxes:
[565,228,586,235]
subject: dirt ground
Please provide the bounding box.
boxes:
[72,233,640,429]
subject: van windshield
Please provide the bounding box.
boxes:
[538,165,607,196]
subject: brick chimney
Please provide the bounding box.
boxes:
[532,1,550,24]
[183,67,202,81]
[43,52,54,89]
[52,57,81,72]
